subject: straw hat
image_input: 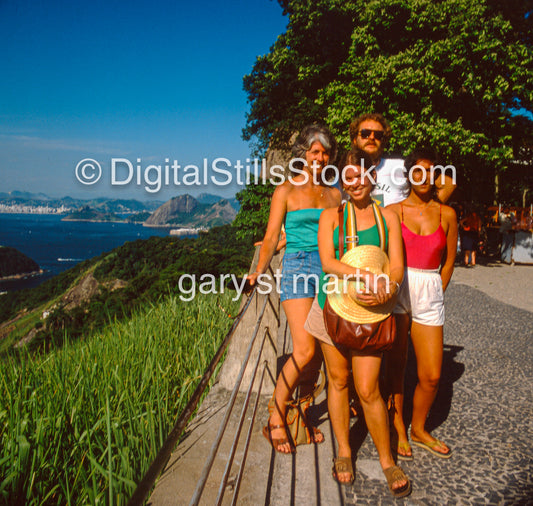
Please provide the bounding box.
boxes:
[326,245,397,324]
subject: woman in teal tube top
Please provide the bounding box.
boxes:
[247,124,341,453]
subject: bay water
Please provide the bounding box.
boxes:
[0,214,180,291]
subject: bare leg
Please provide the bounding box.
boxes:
[320,342,352,483]
[268,297,319,452]
[409,321,450,455]
[352,354,407,491]
[386,313,411,458]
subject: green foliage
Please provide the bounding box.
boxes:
[0,292,239,504]
[0,260,92,324]
[243,0,356,155]
[126,211,151,223]
[233,179,276,243]
[244,0,533,203]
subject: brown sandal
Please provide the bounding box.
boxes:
[383,465,411,498]
[262,422,294,454]
[332,457,354,486]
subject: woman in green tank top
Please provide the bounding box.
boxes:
[305,152,411,496]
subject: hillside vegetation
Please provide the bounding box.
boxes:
[0,246,40,278]
[0,224,253,354]
[0,219,254,503]
[0,291,240,504]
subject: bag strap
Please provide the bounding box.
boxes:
[372,201,387,252]
[339,199,387,254]
[310,369,326,401]
[337,203,345,257]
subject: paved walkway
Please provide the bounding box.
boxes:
[149,264,533,505]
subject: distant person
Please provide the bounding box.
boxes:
[387,147,458,460]
[349,113,456,207]
[498,207,515,264]
[460,208,481,266]
[248,124,341,453]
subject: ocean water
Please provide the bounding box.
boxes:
[0,214,178,291]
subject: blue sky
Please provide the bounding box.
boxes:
[0,0,287,201]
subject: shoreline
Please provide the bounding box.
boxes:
[0,269,45,282]
[61,218,129,223]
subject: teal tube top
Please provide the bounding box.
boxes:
[284,208,324,254]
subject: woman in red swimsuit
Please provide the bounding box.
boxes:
[387,147,458,460]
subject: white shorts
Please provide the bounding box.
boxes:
[393,268,444,326]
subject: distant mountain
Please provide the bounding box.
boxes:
[0,194,163,213]
[8,190,52,200]
[0,192,238,218]
[196,193,240,211]
[193,199,238,227]
[62,206,124,222]
[145,194,236,227]
[228,198,240,211]
[196,193,224,205]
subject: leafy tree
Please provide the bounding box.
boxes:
[321,0,532,202]
[233,179,276,243]
[243,0,532,204]
[242,0,355,155]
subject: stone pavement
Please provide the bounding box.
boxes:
[149,264,533,505]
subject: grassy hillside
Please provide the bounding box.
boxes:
[0,291,240,505]
[0,224,253,354]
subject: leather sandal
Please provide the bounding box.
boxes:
[332,457,354,486]
[411,438,452,458]
[262,421,294,454]
[383,465,411,498]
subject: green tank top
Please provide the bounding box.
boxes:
[317,208,389,309]
[284,208,323,254]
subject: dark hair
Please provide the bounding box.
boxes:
[349,113,392,146]
[404,146,441,171]
[291,123,337,170]
[345,148,375,172]
[339,149,377,197]
[404,146,443,200]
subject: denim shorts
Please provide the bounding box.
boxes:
[280,250,322,302]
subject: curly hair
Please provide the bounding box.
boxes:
[291,123,338,170]
[348,113,392,146]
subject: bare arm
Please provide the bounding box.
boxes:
[383,208,405,288]
[247,185,288,285]
[435,173,457,204]
[441,206,458,292]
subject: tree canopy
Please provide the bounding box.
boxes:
[241,0,532,207]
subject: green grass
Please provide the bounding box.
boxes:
[0,291,240,505]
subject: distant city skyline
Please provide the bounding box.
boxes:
[0,0,287,201]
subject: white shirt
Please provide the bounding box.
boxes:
[371,158,409,207]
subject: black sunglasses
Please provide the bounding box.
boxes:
[359,129,385,140]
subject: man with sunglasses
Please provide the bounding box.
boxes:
[349,113,456,206]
